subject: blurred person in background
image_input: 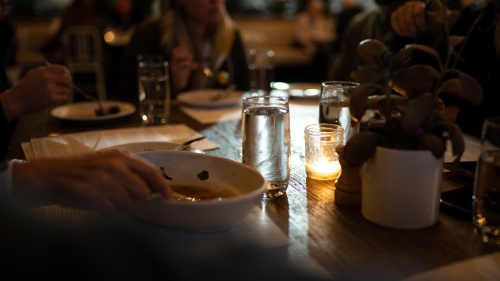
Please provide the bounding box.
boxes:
[328,0,409,81]
[39,0,100,63]
[105,0,143,32]
[119,0,249,101]
[294,0,335,81]
[330,0,363,55]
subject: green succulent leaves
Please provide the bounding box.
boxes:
[343,0,482,166]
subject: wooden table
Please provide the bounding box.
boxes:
[5,101,497,281]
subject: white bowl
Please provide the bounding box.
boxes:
[133,151,267,232]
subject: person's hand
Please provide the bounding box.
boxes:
[390,1,427,38]
[170,47,198,93]
[11,151,173,216]
[0,64,72,122]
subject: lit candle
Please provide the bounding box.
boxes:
[304,123,344,181]
[306,157,342,181]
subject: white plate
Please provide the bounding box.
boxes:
[271,82,321,99]
[97,141,204,154]
[177,89,244,108]
[51,101,136,122]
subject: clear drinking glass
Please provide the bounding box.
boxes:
[242,96,290,198]
[248,49,275,96]
[304,124,344,181]
[318,81,359,144]
[137,54,170,125]
[473,116,500,245]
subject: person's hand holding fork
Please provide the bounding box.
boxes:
[0,64,72,122]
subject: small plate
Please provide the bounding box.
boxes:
[51,101,135,122]
[97,141,204,154]
[271,82,321,99]
[177,89,244,108]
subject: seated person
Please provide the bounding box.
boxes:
[0,64,172,216]
[294,0,335,81]
[118,0,249,101]
[0,64,72,159]
[1,151,171,216]
[329,0,409,81]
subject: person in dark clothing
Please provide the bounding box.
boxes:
[119,0,249,102]
[390,0,500,138]
[331,0,364,54]
[329,0,410,81]
[0,64,72,160]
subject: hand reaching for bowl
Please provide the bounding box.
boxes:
[10,151,173,217]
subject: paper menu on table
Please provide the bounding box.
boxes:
[21,124,219,161]
[180,106,242,124]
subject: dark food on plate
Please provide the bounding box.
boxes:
[95,106,121,116]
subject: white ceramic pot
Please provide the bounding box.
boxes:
[361,147,443,229]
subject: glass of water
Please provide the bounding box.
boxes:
[248,49,275,96]
[137,54,170,125]
[473,116,500,245]
[242,96,290,198]
[319,81,359,144]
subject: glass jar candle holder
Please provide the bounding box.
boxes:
[304,123,344,180]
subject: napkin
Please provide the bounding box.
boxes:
[22,124,219,160]
[180,105,242,124]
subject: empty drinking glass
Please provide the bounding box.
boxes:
[473,116,500,245]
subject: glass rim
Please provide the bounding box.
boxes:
[304,123,344,133]
[242,95,288,104]
[321,81,359,88]
[304,124,344,142]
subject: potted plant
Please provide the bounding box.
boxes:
[341,0,483,229]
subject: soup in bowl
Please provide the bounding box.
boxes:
[133,151,267,232]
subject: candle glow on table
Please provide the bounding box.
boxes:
[304,123,344,181]
[306,157,342,180]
